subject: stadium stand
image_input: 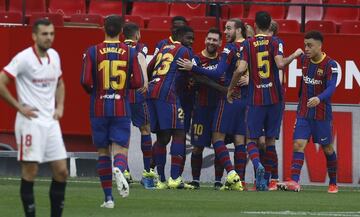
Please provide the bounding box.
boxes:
[286,0,324,23]
[147,16,172,30]
[305,20,337,33]
[0,11,22,23]
[88,0,122,16]
[124,15,144,28]
[227,4,245,19]
[0,0,5,12]
[169,3,206,18]
[276,19,301,33]
[70,14,103,26]
[247,0,287,19]
[339,21,360,34]
[189,17,217,30]
[131,2,169,20]
[29,12,64,26]
[323,0,359,25]
[48,0,86,20]
[8,0,46,15]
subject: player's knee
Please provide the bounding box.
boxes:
[139,124,151,135]
[54,168,68,182]
[322,144,334,155]
[293,140,306,152]
[192,146,204,155]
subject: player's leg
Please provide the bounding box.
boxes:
[168,129,186,187]
[16,115,42,217]
[49,159,68,217]
[280,118,311,192]
[140,124,152,173]
[153,130,171,184]
[110,117,132,197]
[263,137,276,186]
[20,162,39,217]
[90,117,114,206]
[258,135,266,167]
[189,146,204,189]
[214,155,224,190]
[314,120,338,193]
[234,135,246,183]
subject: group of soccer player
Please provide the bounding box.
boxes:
[80,10,339,208]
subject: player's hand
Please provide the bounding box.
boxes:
[137,86,148,94]
[176,58,193,71]
[294,48,304,58]
[238,74,249,86]
[53,106,64,120]
[307,97,320,108]
[227,88,234,104]
[19,104,38,119]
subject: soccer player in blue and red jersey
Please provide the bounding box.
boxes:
[187,28,224,189]
[81,15,145,208]
[228,11,302,191]
[147,26,194,189]
[178,18,250,191]
[279,31,339,193]
[123,22,157,189]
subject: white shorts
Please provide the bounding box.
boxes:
[15,114,67,163]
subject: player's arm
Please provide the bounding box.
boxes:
[274,49,303,69]
[80,49,93,94]
[0,72,38,119]
[54,78,65,120]
[130,48,145,89]
[307,62,338,108]
[137,52,148,93]
[227,60,248,103]
[193,74,227,94]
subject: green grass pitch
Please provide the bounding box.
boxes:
[0,177,359,217]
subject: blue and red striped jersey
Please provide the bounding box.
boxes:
[81,41,144,117]
[241,34,283,106]
[148,41,191,103]
[193,50,221,107]
[124,39,148,104]
[297,54,338,120]
[153,36,176,55]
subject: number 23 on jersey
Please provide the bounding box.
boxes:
[153,53,174,76]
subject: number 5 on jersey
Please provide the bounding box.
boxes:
[98,60,127,90]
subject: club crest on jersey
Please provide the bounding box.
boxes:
[317,68,324,76]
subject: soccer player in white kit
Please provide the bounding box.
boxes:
[0,19,67,217]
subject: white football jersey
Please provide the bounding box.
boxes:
[3,46,62,125]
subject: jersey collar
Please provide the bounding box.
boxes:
[255,34,268,37]
[32,46,50,65]
[236,38,245,43]
[103,40,120,43]
[311,52,326,64]
[201,50,218,59]
[124,39,135,43]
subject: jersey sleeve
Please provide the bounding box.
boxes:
[129,47,144,89]
[271,37,284,57]
[318,60,338,101]
[191,44,233,79]
[2,52,25,79]
[139,43,148,58]
[80,47,94,93]
[240,40,250,62]
[52,50,63,78]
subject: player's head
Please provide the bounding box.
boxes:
[245,24,255,38]
[255,11,272,32]
[123,22,140,41]
[224,18,246,43]
[175,25,194,47]
[32,19,55,52]
[269,20,279,36]
[171,16,188,36]
[205,28,222,55]
[104,15,124,38]
[304,30,324,59]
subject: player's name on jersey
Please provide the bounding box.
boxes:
[99,47,126,55]
[163,45,176,50]
[253,39,269,47]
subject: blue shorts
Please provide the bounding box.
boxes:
[191,105,216,147]
[293,117,333,145]
[90,117,131,149]
[130,101,150,128]
[213,98,246,135]
[148,99,185,132]
[246,103,282,139]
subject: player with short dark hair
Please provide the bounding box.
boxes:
[0,18,68,217]
[227,11,303,191]
[278,30,339,193]
[81,15,145,208]
[123,22,157,189]
[147,25,194,189]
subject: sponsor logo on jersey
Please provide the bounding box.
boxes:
[303,75,323,85]
[100,94,121,100]
[256,82,273,89]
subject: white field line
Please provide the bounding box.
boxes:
[241,211,360,217]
